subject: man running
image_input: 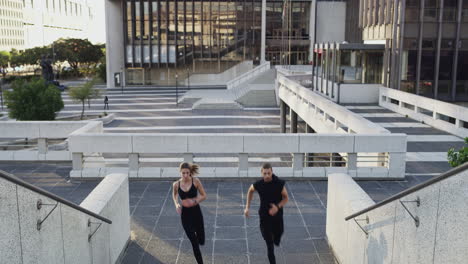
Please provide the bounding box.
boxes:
[244,163,289,264]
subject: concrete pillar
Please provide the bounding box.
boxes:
[37,138,47,154]
[183,153,194,163]
[105,0,125,88]
[293,153,304,172]
[305,125,315,167]
[347,153,357,170]
[129,153,139,171]
[290,109,298,133]
[72,153,83,171]
[260,0,266,63]
[239,153,248,171]
[455,119,462,128]
[280,100,287,133]
[308,0,317,62]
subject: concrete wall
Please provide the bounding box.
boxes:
[327,169,468,264]
[188,61,254,86]
[0,173,129,264]
[278,75,388,134]
[105,0,125,88]
[81,173,130,264]
[316,2,346,43]
[310,76,380,104]
[339,84,380,104]
[380,87,468,138]
[0,121,102,161]
[0,121,93,139]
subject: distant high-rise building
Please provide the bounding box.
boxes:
[0,0,105,52]
[359,0,468,102]
[0,0,24,51]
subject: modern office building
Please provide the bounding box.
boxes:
[105,0,350,87]
[311,0,468,102]
[0,0,24,51]
[358,0,468,102]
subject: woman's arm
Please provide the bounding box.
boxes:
[193,177,207,204]
[172,181,182,213]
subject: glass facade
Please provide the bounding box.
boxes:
[360,0,468,102]
[124,0,312,85]
[124,0,263,85]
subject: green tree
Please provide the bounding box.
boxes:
[0,51,10,77]
[10,46,52,67]
[447,138,468,167]
[4,79,64,120]
[68,79,100,120]
[53,38,104,72]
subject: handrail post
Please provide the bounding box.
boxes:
[183,153,194,163]
[292,153,304,176]
[129,153,139,171]
[239,153,248,176]
[72,153,83,171]
[347,153,357,170]
[38,138,47,155]
[388,152,405,178]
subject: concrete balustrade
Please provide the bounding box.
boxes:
[68,133,406,179]
[380,87,468,138]
[226,61,270,90]
[0,172,129,264]
[278,75,389,134]
[327,166,468,264]
[0,121,102,161]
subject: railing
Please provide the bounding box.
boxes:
[345,162,468,221]
[0,121,102,161]
[0,170,111,224]
[278,75,389,134]
[226,61,270,90]
[380,87,468,138]
[68,133,406,178]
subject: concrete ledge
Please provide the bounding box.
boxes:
[81,173,130,264]
[70,166,399,179]
[326,173,374,264]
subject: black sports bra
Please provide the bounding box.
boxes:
[178,178,198,200]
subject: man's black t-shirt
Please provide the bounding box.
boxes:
[253,174,285,217]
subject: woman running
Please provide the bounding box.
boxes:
[172,162,207,264]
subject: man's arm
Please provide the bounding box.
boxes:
[269,186,289,216]
[244,184,255,217]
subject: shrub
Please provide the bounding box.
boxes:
[68,79,100,120]
[4,78,64,120]
[447,137,468,167]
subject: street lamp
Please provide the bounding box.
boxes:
[0,78,4,111]
[175,72,179,106]
[186,67,190,88]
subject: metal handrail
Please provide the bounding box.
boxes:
[345,162,468,221]
[0,170,112,224]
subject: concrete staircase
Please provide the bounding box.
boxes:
[179,66,277,109]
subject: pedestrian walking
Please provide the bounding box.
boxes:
[244,163,289,264]
[172,162,207,264]
[104,96,109,110]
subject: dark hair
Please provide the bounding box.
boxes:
[261,163,272,170]
[179,162,200,176]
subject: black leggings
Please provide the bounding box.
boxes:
[181,205,205,264]
[260,213,284,264]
